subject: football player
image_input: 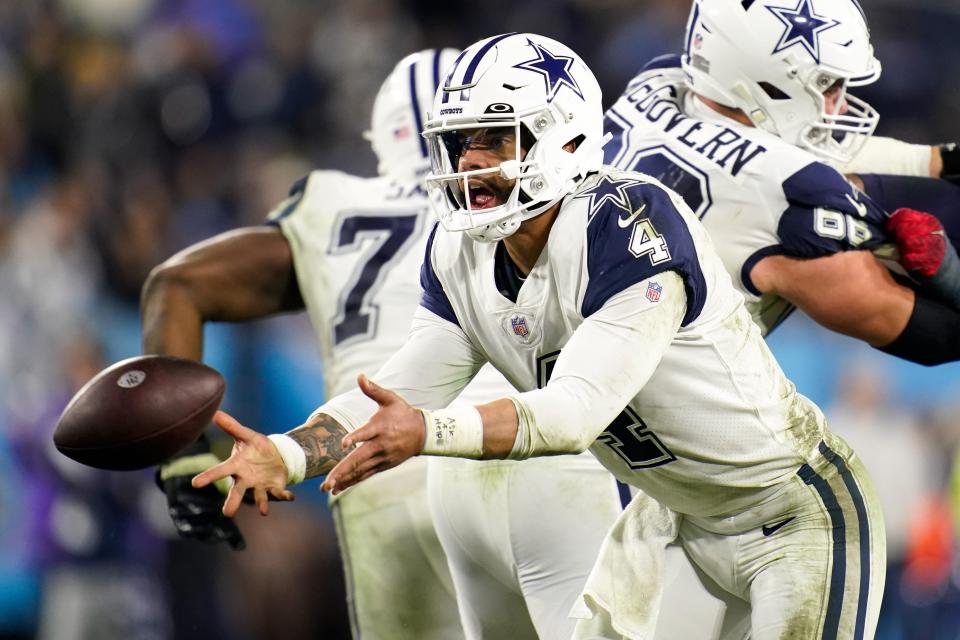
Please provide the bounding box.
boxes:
[195,33,887,640]
[603,0,960,365]
[142,49,625,640]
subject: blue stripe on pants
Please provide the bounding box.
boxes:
[797,462,846,640]
[797,444,871,640]
[819,442,871,640]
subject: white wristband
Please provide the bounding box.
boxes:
[268,433,307,486]
[420,406,484,458]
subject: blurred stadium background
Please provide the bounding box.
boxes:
[2,0,960,638]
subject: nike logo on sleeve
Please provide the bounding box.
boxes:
[618,204,648,228]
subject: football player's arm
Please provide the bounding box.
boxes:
[750,251,960,364]
[506,271,685,458]
[839,136,937,178]
[840,136,960,185]
[141,226,304,357]
[320,273,685,494]
[195,306,487,508]
[140,226,303,542]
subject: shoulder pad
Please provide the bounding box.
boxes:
[576,172,707,325]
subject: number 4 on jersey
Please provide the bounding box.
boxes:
[628,217,671,265]
[537,351,675,469]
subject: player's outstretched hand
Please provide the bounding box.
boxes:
[321,375,426,495]
[192,411,294,517]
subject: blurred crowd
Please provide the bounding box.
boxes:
[3,1,960,639]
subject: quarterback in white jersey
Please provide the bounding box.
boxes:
[605,0,960,366]
[269,52,624,640]
[146,48,624,640]
[196,33,886,640]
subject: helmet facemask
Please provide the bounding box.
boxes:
[785,65,879,163]
[426,103,593,242]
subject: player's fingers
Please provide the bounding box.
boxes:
[267,486,295,502]
[357,374,399,407]
[324,445,382,492]
[212,410,256,442]
[331,464,387,496]
[192,458,235,489]
[222,479,248,517]
[253,487,270,516]
[341,420,381,449]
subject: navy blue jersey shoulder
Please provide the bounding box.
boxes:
[778,161,888,258]
[419,222,461,327]
[580,178,707,326]
[639,53,683,75]
[288,174,309,197]
[264,173,310,227]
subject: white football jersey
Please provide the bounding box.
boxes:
[268,170,506,401]
[604,57,894,335]
[421,167,829,517]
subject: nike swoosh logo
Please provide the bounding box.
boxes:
[761,517,795,537]
[845,194,868,218]
[618,204,648,228]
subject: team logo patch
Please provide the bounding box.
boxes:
[693,33,703,50]
[646,281,663,303]
[511,316,529,337]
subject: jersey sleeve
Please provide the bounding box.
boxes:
[638,53,683,74]
[512,272,686,456]
[419,222,460,327]
[777,161,889,258]
[581,179,708,326]
[264,174,310,226]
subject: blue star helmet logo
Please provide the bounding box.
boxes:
[573,174,644,222]
[513,39,584,101]
[767,0,839,64]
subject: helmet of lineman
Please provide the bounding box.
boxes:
[682,0,881,163]
[423,33,605,242]
[366,48,462,181]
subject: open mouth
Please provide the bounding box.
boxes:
[467,181,499,210]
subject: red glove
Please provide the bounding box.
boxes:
[886,208,946,278]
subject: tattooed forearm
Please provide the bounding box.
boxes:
[287,414,349,478]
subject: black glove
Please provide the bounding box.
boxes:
[156,435,246,551]
[939,143,960,185]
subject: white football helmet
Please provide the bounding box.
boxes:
[366,48,462,181]
[683,0,881,163]
[423,33,606,242]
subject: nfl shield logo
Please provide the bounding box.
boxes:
[646,281,663,303]
[511,316,529,338]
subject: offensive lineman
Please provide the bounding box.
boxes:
[604,0,960,362]
[143,49,625,640]
[195,33,887,640]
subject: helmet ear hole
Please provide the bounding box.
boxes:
[566,134,585,151]
[518,124,536,156]
[758,82,790,101]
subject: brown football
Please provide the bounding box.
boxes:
[53,355,226,470]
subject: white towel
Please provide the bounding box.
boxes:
[570,491,681,640]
